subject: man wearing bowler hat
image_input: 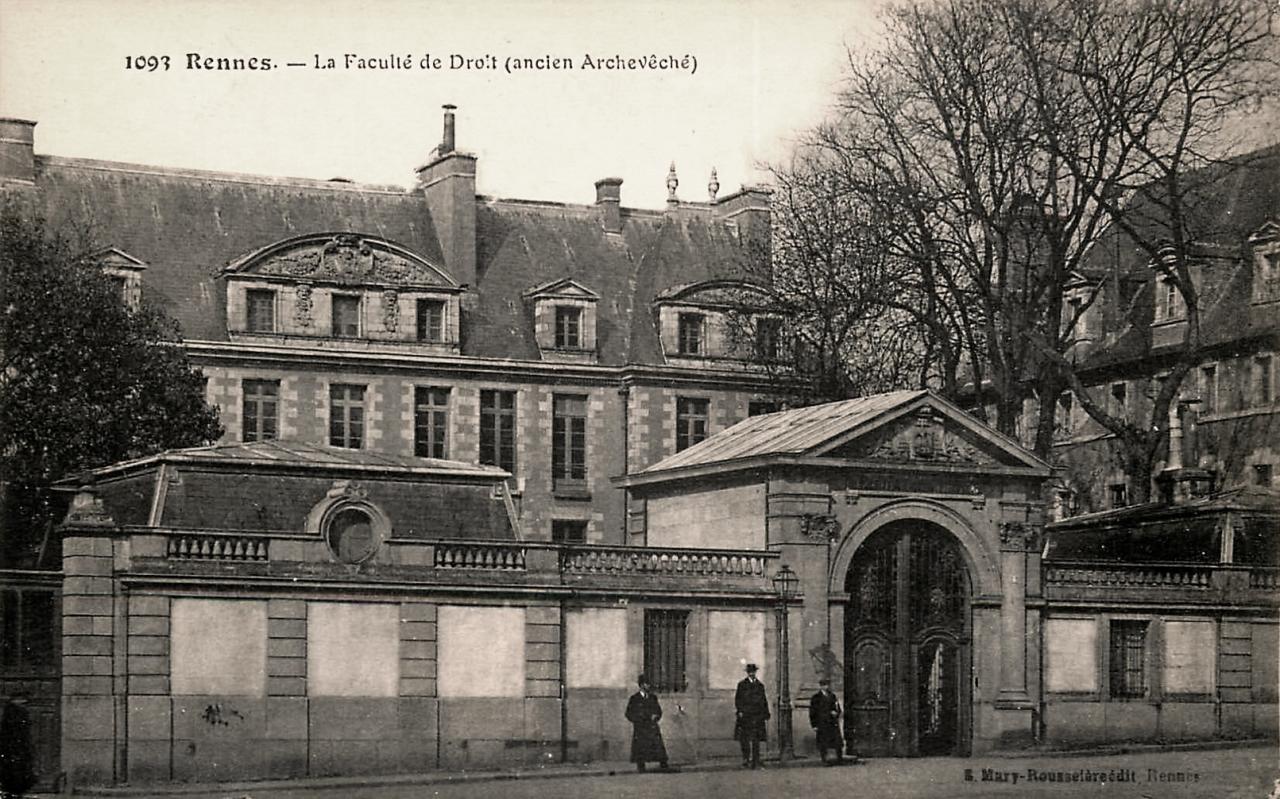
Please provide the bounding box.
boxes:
[734,663,770,768]
[809,677,844,764]
[624,674,670,772]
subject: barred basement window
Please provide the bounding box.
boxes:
[552,395,587,491]
[644,609,688,693]
[242,379,280,442]
[480,389,517,473]
[1109,620,1148,699]
[675,397,709,451]
[329,384,365,449]
[414,387,450,458]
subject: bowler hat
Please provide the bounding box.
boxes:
[745,663,758,672]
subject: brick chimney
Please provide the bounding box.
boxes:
[0,118,37,184]
[415,105,477,287]
[595,177,623,233]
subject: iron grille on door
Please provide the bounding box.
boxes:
[644,609,688,693]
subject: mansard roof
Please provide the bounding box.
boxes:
[618,389,1050,486]
[24,155,759,367]
[1077,143,1280,372]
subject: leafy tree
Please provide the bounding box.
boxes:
[0,200,223,568]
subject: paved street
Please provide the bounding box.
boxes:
[137,745,1278,799]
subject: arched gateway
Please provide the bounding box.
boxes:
[845,520,971,756]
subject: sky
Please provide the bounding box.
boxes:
[0,0,883,209]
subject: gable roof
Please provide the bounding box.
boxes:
[521,277,600,300]
[618,390,1049,486]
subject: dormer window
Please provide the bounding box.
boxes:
[677,313,705,355]
[332,295,361,338]
[87,247,148,311]
[223,233,461,351]
[246,288,277,333]
[417,298,446,342]
[522,278,599,361]
[754,317,781,361]
[555,306,582,349]
[1155,275,1183,322]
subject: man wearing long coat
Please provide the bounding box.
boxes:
[624,675,669,772]
[808,678,844,764]
[733,663,769,768]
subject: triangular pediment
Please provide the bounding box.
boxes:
[88,246,148,271]
[223,233,456,289]
[522,277,599,301]
[814,396,1046,471]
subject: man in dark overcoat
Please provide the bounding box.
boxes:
[733,663,769,768]
[624,674,670,772]
[0,693,36,797]
[808,678,844,764]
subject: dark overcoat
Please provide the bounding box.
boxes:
[808,689,844,751]
[625,691,669,763]
[733,677,770,742]
[0,699,36,796]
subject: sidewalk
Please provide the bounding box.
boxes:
[52,739,1276,797]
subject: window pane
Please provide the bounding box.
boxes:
[242,379,280,442]
[246,289,276,333]
[332,295,361,338]
[553,395,588,487]
[329,384,365,448]
[555,307,582,349]
[480,390,517,472]
[417,299,445,342]
[415,387,450,458]
[676,397,710,451]
[677,313,703,355]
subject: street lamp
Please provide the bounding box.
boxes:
[772,563,799,761]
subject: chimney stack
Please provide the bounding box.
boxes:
[0,118,37,185]
[595,177,623,233]
[416,105,477,288]
[441,103,457,154]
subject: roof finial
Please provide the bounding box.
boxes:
[708,167,720,201]
[666,162,679,206]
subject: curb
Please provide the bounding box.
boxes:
[985,738,1276,759]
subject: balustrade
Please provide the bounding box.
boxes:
[1249,568,1280,590]
[166,534,269,562]
[434,542,527,570]
[561,546,769,578]
[1044,562,1211,588]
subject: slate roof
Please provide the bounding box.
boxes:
[27,155,757,367]
[1078,144,1280,371]
[60,439,509,483]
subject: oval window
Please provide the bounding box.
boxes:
[326,507,378,564]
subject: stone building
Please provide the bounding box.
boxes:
[0,109,783,546]
[1030,144,1280,515]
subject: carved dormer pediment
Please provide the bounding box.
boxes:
[823,407,1019,468]
[224,233,456,290]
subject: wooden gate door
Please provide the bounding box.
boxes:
[845,523,970,757]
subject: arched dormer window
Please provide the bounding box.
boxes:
[653,280,777,363]
[222,233,462,353]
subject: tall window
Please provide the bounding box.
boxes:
[552,395,587,491]
[1109,620,1148,698]
[1109,483,1128,509]
[1110,382,1127,414]
[1200,365,1218,414]
[555,306,582,349]
[329,384,365,448]
[1054,392,1074,440]
[754,317,781,360]
[676,397,709,451]
[479,389,517,473]
[551,519,587,543]
[332,295,361,338]
[1255,355,1274,406]
[1157,276,1182,322]
[677,313,704,355]
[242,379,280,442]
[246,288,276,333]
[416,299,445,342]
[414,387,450,458]
[643,609,688,693]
